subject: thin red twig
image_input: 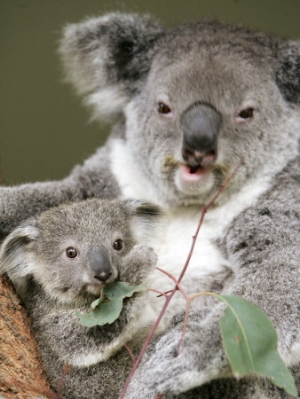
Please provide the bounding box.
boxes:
[156,267,189,300]
[149,288,168,297]
[118,157,244,399]
[176,155,245,288]
[124,343,136,366]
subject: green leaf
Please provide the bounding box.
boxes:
[77,297,124,327]
[91,296,104,309]
[77,282,143,327]
[103,281,143,300]
[217,295,298,397]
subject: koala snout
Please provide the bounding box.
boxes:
[181,103,222,167]
[88,247,113,282]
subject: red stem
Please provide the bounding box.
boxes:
[119,292,176,398]
[118,157,244,399]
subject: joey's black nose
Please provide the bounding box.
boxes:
[181,103,222,166]
[88,246,112,282]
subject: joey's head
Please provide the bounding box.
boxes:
[60,14,300,207]
[0,199,161,306]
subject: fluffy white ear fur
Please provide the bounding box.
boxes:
[59,15,114,96]
[0,224,39,279]
[59,13,164,119]
[59,15,130,119]
[85,87,130,121]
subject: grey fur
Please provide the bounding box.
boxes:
[124,158,300,398]
[0,13,300,398]
[0,198,161,398]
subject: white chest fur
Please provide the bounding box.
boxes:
[110,138,273,330]
[139,207,231,331]
[150,207,229,290]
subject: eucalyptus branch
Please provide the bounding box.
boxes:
[124,343,136,366]
[156,267,189,300]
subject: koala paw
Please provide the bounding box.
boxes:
[142,330,204,395]
[126,322,229,397]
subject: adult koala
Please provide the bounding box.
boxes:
[0,13,300,399]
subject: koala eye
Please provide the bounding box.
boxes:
[113,239,123,251]
[66,247,78,259]
[157,102,172,115]
[237,107,254,121]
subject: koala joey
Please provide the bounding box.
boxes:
[0,198,164,398]
[0,12,300,399]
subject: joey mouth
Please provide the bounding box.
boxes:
[86,273,119,295]
[94,272,112,282]
[84,277,107,295]
[86,283,104,296]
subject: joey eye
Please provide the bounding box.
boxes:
[66,247,78,259]
[237,107,254,121]
[157,102,171,115]
[113,239,123,251]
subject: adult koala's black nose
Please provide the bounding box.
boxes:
[181,103,222,167]
[88,246,112,282]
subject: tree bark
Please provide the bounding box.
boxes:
[0,275,54,399]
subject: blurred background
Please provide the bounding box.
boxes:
[1,0,300,185]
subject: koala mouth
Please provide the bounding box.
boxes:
[184,149,218,169]
[164,151,216,170]
[174,151,218,189]
[164,151,217,185]
[180,164,212,183]
[189,165,204,174]
[183,150,217,176]
[87,283,104,296]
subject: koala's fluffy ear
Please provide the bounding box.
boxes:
[125,200,163,242]
[275,40,300,103]
[59,13,164,118]
[0,220,39,279]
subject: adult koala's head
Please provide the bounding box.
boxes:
[60,14,300,207]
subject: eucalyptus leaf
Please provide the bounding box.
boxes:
[77,298,124,327]
[77,282,143,327]
[91,296,104,309]
[103,281,143,300]
[217,295,297,397]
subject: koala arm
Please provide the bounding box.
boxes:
[125,162,300,398]
[0,143,120,239]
